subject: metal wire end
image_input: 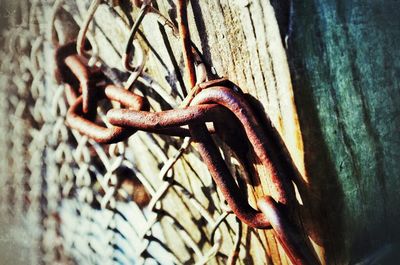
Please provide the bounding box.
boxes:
[76,0,101,60]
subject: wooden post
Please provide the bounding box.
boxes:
[288,1,400,264]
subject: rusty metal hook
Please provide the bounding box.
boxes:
[190,86,295,205]
[187,85,320,265]
[105,81,289,225]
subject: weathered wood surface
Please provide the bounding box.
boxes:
[288,1,400,264]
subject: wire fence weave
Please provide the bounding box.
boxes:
[0,1,244,264]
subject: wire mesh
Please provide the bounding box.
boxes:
[0,1,246,264]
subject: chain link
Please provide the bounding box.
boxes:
[0,1,320,265]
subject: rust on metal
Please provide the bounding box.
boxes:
[258,197,320,265]
[66,84,146,144]
[187,85,319,265]
[52,2,319,263]
[55,41,96,113]
[189,122,273,229]
[55,35,320,265]
[190,86,295,205]
[177,0,196,90]
[107,104,220,130]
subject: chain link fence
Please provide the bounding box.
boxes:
[0,1,257,264]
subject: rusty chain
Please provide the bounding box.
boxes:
[0,0,320,264]
[55,1,320,265]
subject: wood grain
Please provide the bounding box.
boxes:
[288,1,400,264]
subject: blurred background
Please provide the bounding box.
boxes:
[0,1,32,263]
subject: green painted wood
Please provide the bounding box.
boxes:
[288,1,400,264]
